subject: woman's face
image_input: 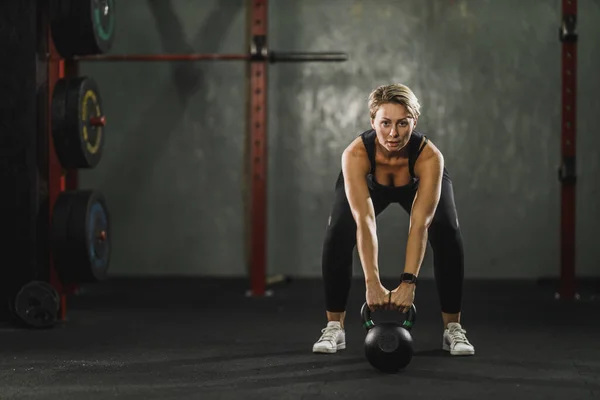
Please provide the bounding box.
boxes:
[370,103,417,153]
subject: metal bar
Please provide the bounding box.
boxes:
[558,0,578,299]
[248,0,268,297]
[72,53,250,62]
[270,51,348,63]
[69,52,349,63]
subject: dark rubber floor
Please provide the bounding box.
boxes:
[0,277,599,399]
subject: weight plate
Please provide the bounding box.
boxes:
[51,0,116,58]
[12,281,60,329]
[52,76,106,169]
[91,0,116,54]
[51,190,111,284]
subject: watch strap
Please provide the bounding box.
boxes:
[400,272,418,285]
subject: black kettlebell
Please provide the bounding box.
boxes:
[361,302,417,373]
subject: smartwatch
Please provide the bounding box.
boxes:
[400,272,418,285]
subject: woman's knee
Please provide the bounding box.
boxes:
[430,206,460,237]
[323,215,356,256]
[428,209,464,256]
[431,175,461,230]
[325,192,357,241]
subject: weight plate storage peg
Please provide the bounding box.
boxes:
[51,0,116,58]
[10,281,60,329]
[51,190,111,284]
[52,76,106,169]
[361,302,417,373]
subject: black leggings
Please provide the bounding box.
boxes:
[321,171,465,314]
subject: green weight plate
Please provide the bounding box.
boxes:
[51,0,116,58]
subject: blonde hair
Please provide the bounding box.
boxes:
[368,84,421,120]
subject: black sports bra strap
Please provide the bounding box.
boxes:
[409,135,429,178]
[360,130,377,174]
[416,136,429,159]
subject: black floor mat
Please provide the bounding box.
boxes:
[0,277,598,399]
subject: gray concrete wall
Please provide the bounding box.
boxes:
[78,0,600,280]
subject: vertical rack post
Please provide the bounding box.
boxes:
[558,0,578,300]
[247,0,269,296]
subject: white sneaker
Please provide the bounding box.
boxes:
[443,322,475,356]
[312,321,346,354]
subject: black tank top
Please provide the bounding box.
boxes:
[360,129,429,195]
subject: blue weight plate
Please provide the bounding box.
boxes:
[51,190,111,284]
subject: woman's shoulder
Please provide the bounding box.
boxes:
[410,130,439,153]
[410,129,426,142]
[344,135,368,156]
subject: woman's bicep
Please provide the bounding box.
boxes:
[341,149,375,224]
[412,148,444,226]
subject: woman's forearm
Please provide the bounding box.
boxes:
[403,224,428,276]
[356,221,381,284]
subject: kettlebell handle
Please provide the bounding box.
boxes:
[361,302,417,331]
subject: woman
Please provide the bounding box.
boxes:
[312,83,475,356]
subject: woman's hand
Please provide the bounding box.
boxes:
[365,281,390,311]
[389,283,416,313]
